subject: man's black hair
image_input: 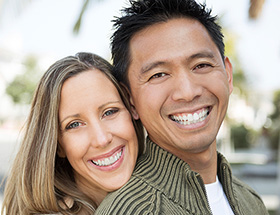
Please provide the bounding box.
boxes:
[111,0,224,88]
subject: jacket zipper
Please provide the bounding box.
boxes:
[222,165,240,215]
[196,173,213,215]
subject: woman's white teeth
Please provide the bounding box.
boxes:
[92,150,122,167]
[171,108,209,125]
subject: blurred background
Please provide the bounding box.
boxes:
[0,0,279,214]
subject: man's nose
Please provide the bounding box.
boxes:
[171,72,203,102]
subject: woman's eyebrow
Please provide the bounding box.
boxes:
[60,114,80,125]
[97,100,122,112]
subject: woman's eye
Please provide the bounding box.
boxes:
[103,109,119,118]
[66,121,82,130]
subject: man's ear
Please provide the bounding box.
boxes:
[57,142,66,158]
[120,83,140,120]
[224,57,233,94]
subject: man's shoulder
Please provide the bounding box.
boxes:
[232,176,269,214]
[95,175,160,214]
[232,176,262,199]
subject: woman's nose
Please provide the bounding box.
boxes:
[89,123,113,148]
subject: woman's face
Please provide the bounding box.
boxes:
[58,69,138,201]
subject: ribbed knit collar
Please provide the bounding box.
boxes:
[133,137,233,214]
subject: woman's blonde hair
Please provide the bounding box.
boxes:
[1,52,144,215]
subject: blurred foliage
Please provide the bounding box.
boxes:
[223,29,249,98]
[270,90,280,120]
[267,89,280,150]
[73,0,91,34]
[5,55,41,104]
[231,124,252,149]
[269,130,279,150]
[223,28,251,149]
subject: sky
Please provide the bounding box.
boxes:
[0,0,279,92]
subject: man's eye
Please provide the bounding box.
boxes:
[194,63,212,70]
[66,121,82,130]
[103,109,119,118]
[149,73,166,80]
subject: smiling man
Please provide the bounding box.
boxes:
[95,0,269,214]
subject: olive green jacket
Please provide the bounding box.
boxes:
[95,138,269,215]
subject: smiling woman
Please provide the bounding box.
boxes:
[1,52,144,215]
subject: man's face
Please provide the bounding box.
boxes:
[127,18,233,158]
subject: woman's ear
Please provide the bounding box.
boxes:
[120,82,140,120]
[57,142,66,158]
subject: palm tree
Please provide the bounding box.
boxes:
[73,0,91,34]
[0,0,105,32]
[249,0,265,19]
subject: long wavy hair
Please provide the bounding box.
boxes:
[1,52,144,215]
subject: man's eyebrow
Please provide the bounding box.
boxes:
[140,51,216,74]
[140,61,166,74]
[189,51,215,61]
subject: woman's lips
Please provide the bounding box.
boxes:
[88,146,125,171]
[91,147,123,167]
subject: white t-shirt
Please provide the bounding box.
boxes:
[205,176,235,215]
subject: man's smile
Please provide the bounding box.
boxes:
[169,107,210,126]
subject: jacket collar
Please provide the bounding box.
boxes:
[133,137,234,213]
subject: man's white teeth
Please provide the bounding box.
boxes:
[171,108,209,125]
[92,150,122,167]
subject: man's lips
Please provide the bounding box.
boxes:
[90,146,123,167]
[169,107,210,125]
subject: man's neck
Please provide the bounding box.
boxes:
[157,140,218,184]
[185,144,218,184]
